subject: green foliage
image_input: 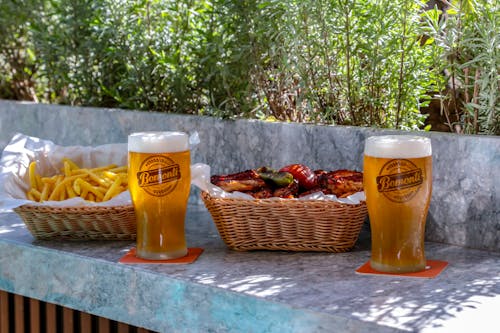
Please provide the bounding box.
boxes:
[422,0,499,135]
[0,0,40,101]
[0,0,497,134]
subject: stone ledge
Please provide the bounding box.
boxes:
[1,99,499,251]
[1,208,500,332]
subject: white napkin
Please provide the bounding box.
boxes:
[0,133,131,212]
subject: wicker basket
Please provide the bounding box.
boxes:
[14,204,136,241]
[201,191,367,252]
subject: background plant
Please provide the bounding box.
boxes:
[261,0,435,130]
[422,0,499,135]
[0,0,39,101]
[0,0,497,134]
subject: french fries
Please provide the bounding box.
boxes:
[26,158,128,203]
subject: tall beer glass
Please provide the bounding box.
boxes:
[363,135,432,273]
[128,131,191,260]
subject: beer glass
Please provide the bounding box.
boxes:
[128,131,191,260]
[363,135,432,273]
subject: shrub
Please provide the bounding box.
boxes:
[0,0,497,134]
[422,0,499,135]
[0,0,39,101]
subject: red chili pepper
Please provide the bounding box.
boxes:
[279,164,317,190]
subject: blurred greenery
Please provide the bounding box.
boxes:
[0,0,498,134]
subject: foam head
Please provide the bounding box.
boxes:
[364,135,432,158]
[128,131,189,153]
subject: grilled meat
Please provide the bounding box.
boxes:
[210,170,266,192]
[211,166,363,198]
[273,179,299,198]
[317,169,363,197]
[246,187,274,199]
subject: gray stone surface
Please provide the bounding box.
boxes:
[1,206,499,333]
[1,100,499,251]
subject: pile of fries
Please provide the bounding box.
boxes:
[26,158,128,202]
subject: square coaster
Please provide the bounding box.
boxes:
[119,247,203,264]
[356,260,448,278]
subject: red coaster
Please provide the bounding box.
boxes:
[119,247,203,264]
[356,260,448,278]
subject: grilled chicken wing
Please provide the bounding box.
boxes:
[246,186,273,199]
[273,179,299,198]
[210,170,266,192]
[317,169,363,197]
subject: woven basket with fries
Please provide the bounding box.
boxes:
[15,155,136,240]
[1,134,137,241]
[201,191,367,252]
[14,204,136,241]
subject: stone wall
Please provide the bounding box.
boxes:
[1,100,498,251]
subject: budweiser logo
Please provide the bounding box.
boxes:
[137,165,180,187]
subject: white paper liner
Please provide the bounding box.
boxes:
[0,133,364,213]
[0,133,132,212]
[190,163,366,204]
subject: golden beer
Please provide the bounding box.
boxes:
[128,132,191,260]
[363,135,432,273]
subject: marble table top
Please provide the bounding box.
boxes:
[0,205,499,333]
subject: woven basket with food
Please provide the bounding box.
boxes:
[0,133,135,240]
[194,163,367,252]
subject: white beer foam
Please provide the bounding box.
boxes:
[364,135,431,158]
[128,131,189,153]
